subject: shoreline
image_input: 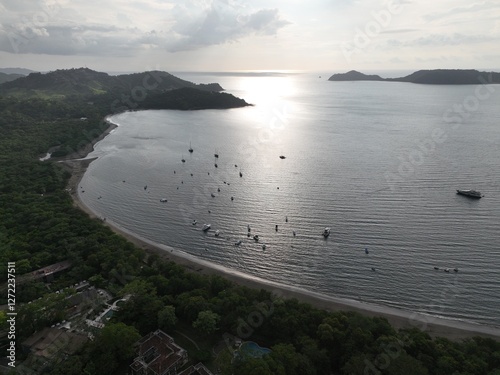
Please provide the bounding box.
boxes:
[62,114,500,341]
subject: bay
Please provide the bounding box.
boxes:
[79,72,500,327]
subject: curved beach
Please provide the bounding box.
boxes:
[62,117,500,341]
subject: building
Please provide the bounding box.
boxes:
[22,327,88,365]
[178,363,214,375]
[130,330,188,375]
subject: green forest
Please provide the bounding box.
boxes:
[0,73,500,375]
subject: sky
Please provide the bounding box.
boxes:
[0,0,499,73]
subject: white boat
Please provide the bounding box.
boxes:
[202,224,211,232]
[215,230,220,237]
[322,227,330,238]
[456,189,482,198]
[160,198,168,202]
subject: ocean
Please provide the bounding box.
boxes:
[79,72,500,327]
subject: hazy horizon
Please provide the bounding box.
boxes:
[1,1,499,73]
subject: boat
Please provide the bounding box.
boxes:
[214,149,219,158]
[188,142,193,153]
[247,225,251,232]
[444,268,450,273]
[160,198,168,202]
[202,224,211,232]
[239,171,242,177]
[192,220,197,225]
[322,228,330,238]
[144,185,147,190]
[434,266,439,270]
[211,193,215,198]
[217,188,220,192]
[253,235,259,242]
[235,240,242,246]
[456,189,482,198]
[215,230,220,237]
[292,230,296,237]
[279,155,286,159]
[262,244,266,250]
[231,196,234,201]
[181,156,185,163]
[285,216,288,222]
[454,268,459,272]
[365,247,369,254]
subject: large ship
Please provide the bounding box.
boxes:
[456,189,482,198]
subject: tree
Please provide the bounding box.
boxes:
[92,322,140,364]
[193,310,220,335]
[158,305,177,332]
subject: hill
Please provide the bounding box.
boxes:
[328,69,500,84]
[0,67,36,75]
[0,68,223,97]
[139,87,250,110]
[328,70,384,82]
[0,72,24,84]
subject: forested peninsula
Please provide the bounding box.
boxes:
[1,68,499,375]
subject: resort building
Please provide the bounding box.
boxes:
[130,330,188,375]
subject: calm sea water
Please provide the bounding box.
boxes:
[79,72,500,327]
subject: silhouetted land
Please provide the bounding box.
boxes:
[329,69,500,84]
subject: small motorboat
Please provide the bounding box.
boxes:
[144,185,147,190]
[247,225,251,232]
[253,235,259,242]
[160,198,168,202]
[292,230,296,237]
[235,240,242,246]
[211,193,216,198]
[444,268,450,273]
[365,247,369,254]
[239,171,242,177]
[275,224,278,231]
[322,228,330,238]
[217,188,220,192]
[192,220,197,225]
[279,155,286,159]
[202,224,211,232]
[231,196,234,201]
[456,189,482,198]
[285,216,288,222]
[454,268,459,272]
[188,142,193,153]
[434,266,439,270]
[371,267,376,272]
[262,244,266,250]
[215,230,220,237]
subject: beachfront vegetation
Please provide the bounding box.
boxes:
[1,70,500,374]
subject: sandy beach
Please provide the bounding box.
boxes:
[60,117,500,341]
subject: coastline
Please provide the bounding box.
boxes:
[62,114,500,341]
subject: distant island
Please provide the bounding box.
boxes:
[328,69,500,84]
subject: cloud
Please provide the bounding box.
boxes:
[386,33,497,47]
[165,3,290,52]
[423,1,500,22]
[0,0,290,56]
